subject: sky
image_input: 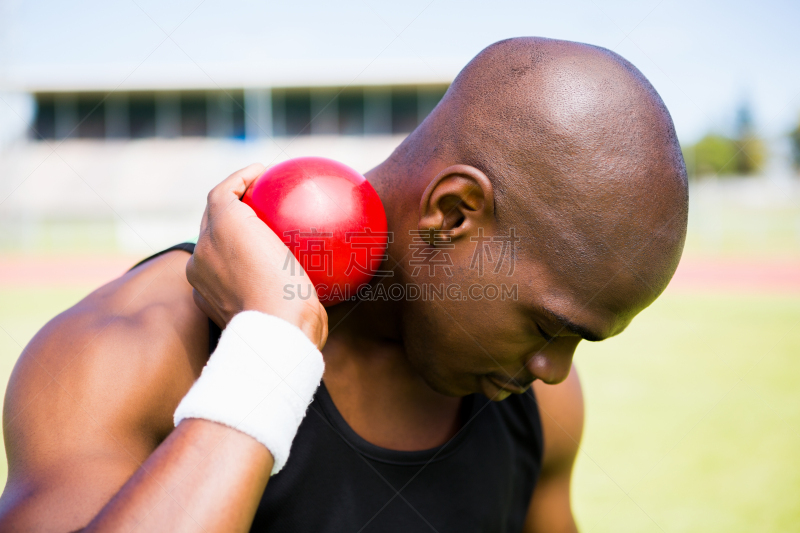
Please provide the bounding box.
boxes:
[1,0,799,143]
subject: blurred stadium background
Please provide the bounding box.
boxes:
[1,0,799,531]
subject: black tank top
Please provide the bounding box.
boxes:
[138,244,544,533]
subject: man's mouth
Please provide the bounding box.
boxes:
[485,375,532,395]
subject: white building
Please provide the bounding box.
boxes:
[0,60,456,253]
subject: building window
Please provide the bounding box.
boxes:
[339,89,364,135]
[231,91,245,139]
[181,91,207,137]
[285,89,311,136]
[129,94,156,138]
[391,87,418,134]
[30,84,449,140]
[33,96,55,139]
[77,94,105,138]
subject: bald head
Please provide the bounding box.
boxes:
[389,37,688,307]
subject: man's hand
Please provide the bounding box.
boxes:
[186,163,329,349]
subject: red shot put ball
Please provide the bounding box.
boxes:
[242,157,388,306]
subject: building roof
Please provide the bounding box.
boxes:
[4,56,462,93]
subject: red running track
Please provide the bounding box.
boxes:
[666,258,800,294]
[0,255,799,294]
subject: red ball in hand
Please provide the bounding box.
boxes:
[242,157,389,306]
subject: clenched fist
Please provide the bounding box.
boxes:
[186,163,328,349]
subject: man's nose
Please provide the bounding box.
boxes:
[525,339,579,384]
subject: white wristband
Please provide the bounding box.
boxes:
[174,311,324,475]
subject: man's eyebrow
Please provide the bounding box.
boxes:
[542,308,605,342]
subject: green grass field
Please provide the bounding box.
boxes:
[0,285,798,531]
[573,291,800,532]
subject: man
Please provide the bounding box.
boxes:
[0,37,687,532]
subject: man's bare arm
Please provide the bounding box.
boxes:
[524,366,585,533]
[0,251,270,532]
[84,418,272,532]
[0,250,256,532]
[0,163,327,532]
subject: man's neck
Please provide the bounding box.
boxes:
[321,289,463,451]
[314,158,464,451]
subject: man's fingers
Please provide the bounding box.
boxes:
[208,163,266,206]
[226,163,267,197]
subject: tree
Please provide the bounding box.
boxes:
[732,101,766,175]
[790,119,800,173]
[683,134,739,177]
[682,101,766,179]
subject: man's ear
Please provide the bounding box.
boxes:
[418,164,495,243]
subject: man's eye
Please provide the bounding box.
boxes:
[536,323,554,342]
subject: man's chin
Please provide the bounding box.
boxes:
[424,374,516,401]
[421,373,475,398]
[479,376,514,402]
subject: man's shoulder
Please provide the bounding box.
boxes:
[531,367,584,473]
[65,248,209,375]
[0,248,212,529]
[5,249,209,450]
